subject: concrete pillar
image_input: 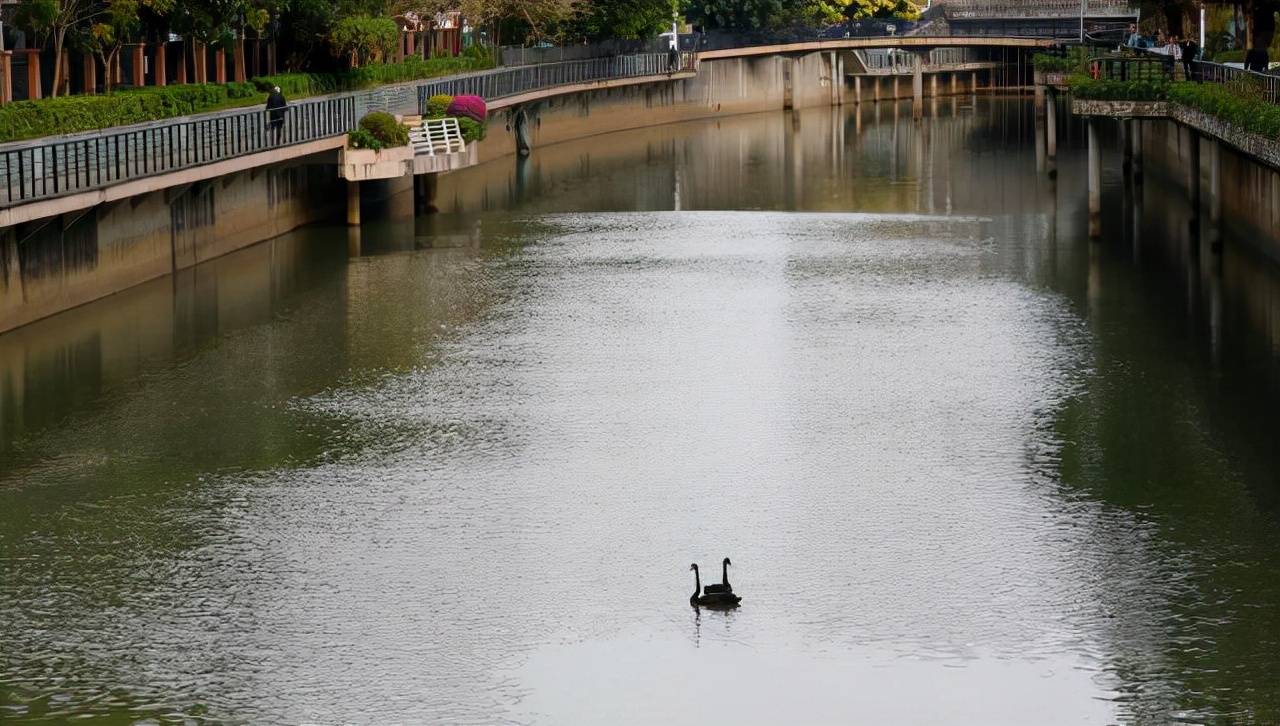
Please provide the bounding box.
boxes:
[215,49,227,84]
[1034,69,1045,116]
[175,42,188,84]
[82,55,96,95]
[23,49,41,100]
[407,31,416,57]
[1088,119,1102,238]
[234,38,246,82]
[347,227,362,257]
[971,70,978,93]
[1120,120,1131,173]
[154,43,167,86]
[1046,92,1057,160]
[930,73,938,98]
[1209,139,1221,228]
[951,72,958,95]
[0,52,12,104]
[347,181,361,226]
[58,50,71,95]
[893,76,899,100]
[854,75,862,104]
[1188,132,1201,226]
[395,31,406,63]
[131,44,145,87]
[874,77,881,103]
[912,57,923,119]
[1131,120,1144,184]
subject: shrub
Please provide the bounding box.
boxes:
[358,111,409,147]
[1168,81,1280,139]
[462,44,494,67]
[1033,50,1089,74]
[0,83,262,143]
[348,127,384,150]
[426,93,454,117]
[1212,50,1246,63]
[1069,75,1170,101]
[455,116,486,143]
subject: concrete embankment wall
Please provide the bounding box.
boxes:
[1,159,341,332]
[0,53,979,333]
[1136,119,1280,261]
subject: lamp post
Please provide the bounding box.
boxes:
[1079,0,1087,43]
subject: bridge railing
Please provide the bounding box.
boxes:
[0,53,698,210]
[0,95,357,209]
[1191,60,1280,103]
[942,0,1138,18]
[416,52,694,114]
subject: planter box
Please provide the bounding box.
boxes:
[338,145,413,181]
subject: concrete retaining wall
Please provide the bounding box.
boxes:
[0,161,339,333]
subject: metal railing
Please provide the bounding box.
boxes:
[1192,60,1280,103]
[0,95,356,208]
[859,47,986,72]
[942,0,1138,18]
[417,52,695,113]
[411,118,466,156]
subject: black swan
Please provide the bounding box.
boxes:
[690,563,741,607]
[702,557,733,594]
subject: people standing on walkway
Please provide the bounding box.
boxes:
[1181,37,1199,80]
[1125,24,1143,49]
[266,86,288,142]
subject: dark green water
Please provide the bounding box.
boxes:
[3,97,1280,724]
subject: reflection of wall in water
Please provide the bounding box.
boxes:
[0,228,347,459]
[0,160,341,334]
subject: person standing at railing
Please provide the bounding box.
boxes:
[1125,24,1143,49]
[1181,37,1199,81]
[266,86,288,142]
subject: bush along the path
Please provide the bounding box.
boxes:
[1,54,496,144]
[1067,74,1280,141]
[356,111,409,148]
[421,93,486,143]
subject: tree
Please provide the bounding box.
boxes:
[16,0,99,96]
[573,0,675,40]
[845,0,919,20]
[328,15,398,66]
[83,0,138,92]
[458,0,581,43]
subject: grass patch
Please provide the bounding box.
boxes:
[1069,75,1280,139]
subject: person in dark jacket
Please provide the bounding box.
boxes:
[1181,38,1199,80]
[266,86,287,140]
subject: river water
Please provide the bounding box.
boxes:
[4,97,1280,724]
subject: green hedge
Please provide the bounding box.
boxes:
[1069,75,1170,101]
[1033,50,1089,74]
[0,54,496,144]
[254,55,492,99]
[1168,81,1280,139]
[1068,75,1280,140]
[358,111,409,147]
[0,84,263,143]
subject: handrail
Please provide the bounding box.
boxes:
[0,52,695,210]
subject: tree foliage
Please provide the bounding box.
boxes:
[328,15,399,66]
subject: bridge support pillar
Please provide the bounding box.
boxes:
[971,71,978,93]
[1046,92,1057,160]
[951,72,958,95]
[854,75,862,105]
[1088,119,1102,239]
[1208,139,1222,252]
[1188,132,1201,231]
[1034,69,1045,117]
[1131,120,1144,185]
[930,73,938,98]
[912,55,924,120]
[893,76,899,101]
[346,180,361,226]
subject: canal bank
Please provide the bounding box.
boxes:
[0,49,1004,334]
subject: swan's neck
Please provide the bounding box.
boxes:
[692,568,701,600]
[721,561,730,587]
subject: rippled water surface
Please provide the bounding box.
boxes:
[5,99,1280,724]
